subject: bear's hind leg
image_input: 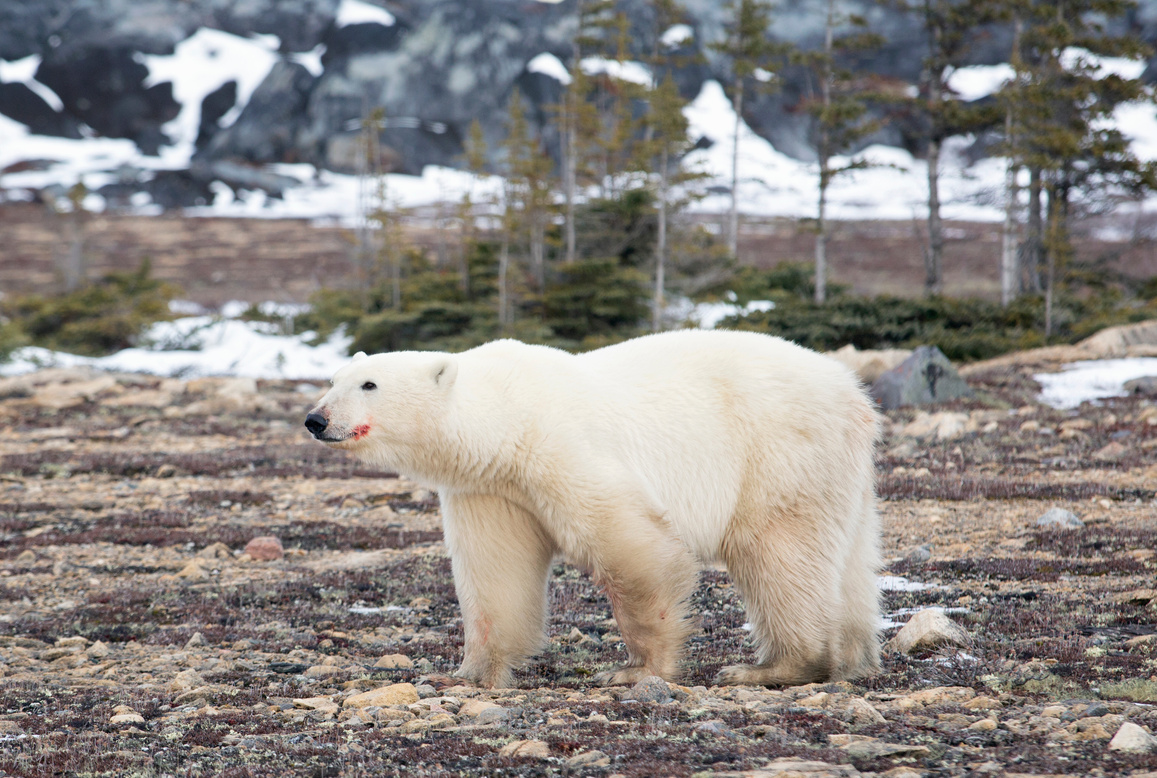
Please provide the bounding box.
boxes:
[441,493,555,688]
[715,522,840,687]
[589,515,698,686]
[831,498,881,680]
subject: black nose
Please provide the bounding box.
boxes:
[304,412,328,436]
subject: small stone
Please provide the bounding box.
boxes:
[564,626,586,643]
[304,664,343,678]
[173,685,238,707]
[293,696,340,717]
[15,549,36,564]
[414,683,438,698]
[963,695,1002,711]
[1035,508,1084,529]
[1108,721,1157,753]
[343,683,419,709]
[566,750,611,768]
[905,544,932,563]
[629,675,672,703]
[870,346,973,410]
[458,699,506,723]
[968,718,998,731]
[85,640,111,659]
[196,542,232,560]
[184,632,207,649]
[798,692,831,708]
[170,669,206,692]
[155,463,177,478]
[55,636,88,650]
[899,411,970,440]
[176,561,209,580]
[409,596,432,610]
[761,757,862,776]
[842,739,931,760]
[498,739,550,758]
[1041,705,1066,718]
[110,705,145,725]
[887,608,969,654]
[373,654,414,669]
[1093,441,1129,461]
[844,697,886,724]
[244,536,283,561]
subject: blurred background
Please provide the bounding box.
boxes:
[3,0,1157,386]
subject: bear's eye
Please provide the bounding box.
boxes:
[361,381,377,391]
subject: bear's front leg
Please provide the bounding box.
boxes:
[587,511,698,686]
[440,492,555,688]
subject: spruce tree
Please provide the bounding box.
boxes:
[560,0,616,263]
[999,0,1156,334]
[794,0,882,303]
[711,0,786,260]
[893,0,1004,295]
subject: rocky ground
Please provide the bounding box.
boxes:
[1,355,1156,778]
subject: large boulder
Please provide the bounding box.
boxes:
[201,60,315,164]
[870,345,974,410]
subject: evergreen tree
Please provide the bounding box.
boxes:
[711,0,787,260]
[893,0,1004,295]
[638,0,704,330]
[999,0,1156,334]
[458,118,489,297]
[794,0,883,303]
[560,0,616,263]
[641,74,698,330]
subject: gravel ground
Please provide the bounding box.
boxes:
[0,359,1156,777]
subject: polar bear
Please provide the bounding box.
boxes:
[305,330,881,689]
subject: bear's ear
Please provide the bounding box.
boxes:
[352,351,368,362]
[432,358,458,389]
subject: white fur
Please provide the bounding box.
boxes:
[309,330,882,688]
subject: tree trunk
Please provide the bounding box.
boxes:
[815,176,828,305]
[62,210,85,293]
[1026,167,1043,292]
[530,212,545,292]
[653,151,669,332]
[390,242,401,310]
[814,0,833,306]
[1000,159,1020,306]
[925,134,943,294]
[1001,14,1022,308]
[498,233,510,327]
[1044,187,1056,337]
[728,84,743,259]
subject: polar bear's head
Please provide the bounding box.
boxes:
[305,350,458,468]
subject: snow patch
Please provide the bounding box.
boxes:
[876,575,932,592]
[947,63,1014,101]
[661,24,694,47]
[0,310,354,381]
[580,57,652,86]
[336,0,396,28]
[140,28,281,166]
[528,52,571,85]
[1035,358,1157,409]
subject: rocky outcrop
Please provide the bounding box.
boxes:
[0,0,1151,205]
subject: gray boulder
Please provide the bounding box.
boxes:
[1124,376,1157,396]
[870,345,974,410]
[202,60,315,164]
[1035,508,1084,530]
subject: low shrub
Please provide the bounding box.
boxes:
[2,260,179,357]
